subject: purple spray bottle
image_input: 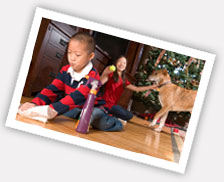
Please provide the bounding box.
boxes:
[75,77,100,134]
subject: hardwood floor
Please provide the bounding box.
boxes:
[17,97,184,162]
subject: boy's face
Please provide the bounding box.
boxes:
[67,39,94,73]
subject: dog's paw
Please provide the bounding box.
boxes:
[154,127,162,132]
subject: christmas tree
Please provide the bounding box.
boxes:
[133,46,205,125]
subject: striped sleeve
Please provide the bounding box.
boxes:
[31,65,68,105]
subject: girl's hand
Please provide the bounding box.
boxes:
[144,85,158,97]
[100,65,115,85]
[19,102,36,111]
[148,84,158,90]
[104,66,115,75]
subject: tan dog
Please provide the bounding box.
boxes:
[148,69,197,132]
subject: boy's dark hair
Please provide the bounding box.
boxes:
[113,55,127,87]
[70,32,95,53]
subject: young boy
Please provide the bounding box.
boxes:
[19,32,123,131]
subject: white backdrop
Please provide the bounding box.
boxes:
[0,1,223,181]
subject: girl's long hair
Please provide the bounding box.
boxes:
[113,55,127,87]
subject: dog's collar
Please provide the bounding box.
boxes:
[158,81,172,88]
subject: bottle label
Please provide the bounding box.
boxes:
[90,89,97,95]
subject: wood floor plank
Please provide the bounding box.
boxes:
[17,97,184,162]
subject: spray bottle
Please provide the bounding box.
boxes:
[75,77,100,134]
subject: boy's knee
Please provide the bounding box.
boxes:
[113,120,123,131]
[91,112,123,132]
[92,107,104,116]
[102,119,123,131]
[64,108,82,119]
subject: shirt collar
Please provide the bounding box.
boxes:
[67,61,93,84]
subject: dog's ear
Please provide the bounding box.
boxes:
[162,69,168,76]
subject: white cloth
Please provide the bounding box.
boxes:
[67,62,93,84]
[18,105,57,123]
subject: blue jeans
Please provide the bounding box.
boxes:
[64,107,123,132]
[107,105,133,121]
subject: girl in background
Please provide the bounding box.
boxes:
[100,55,157,122]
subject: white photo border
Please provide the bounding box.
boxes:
[5,7,216,174]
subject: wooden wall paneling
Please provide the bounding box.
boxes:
[125,41,138,73]
[117,42,144,109]
[92,45,111,74]
[51,20,79,37]
[130,44,144,75]
[23,19,78,96]
[31,23,71,93]
[31,56,62,92]
[23,18,50,96]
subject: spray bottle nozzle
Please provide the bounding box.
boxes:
[91,80,99,90]
[85,76,102,88]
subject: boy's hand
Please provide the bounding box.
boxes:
[19,102,36,111]
[48,107,58,119]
